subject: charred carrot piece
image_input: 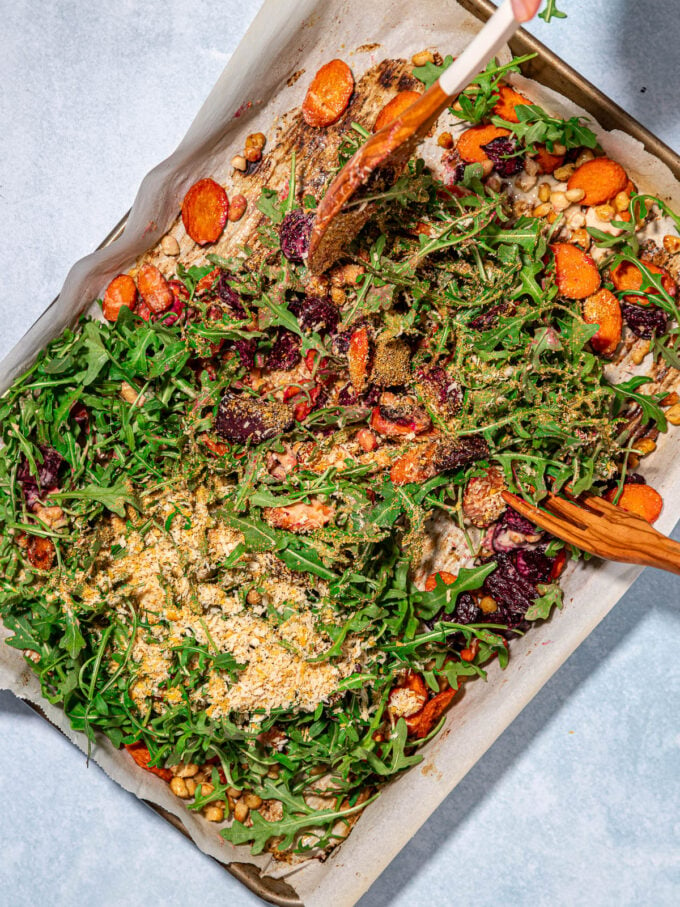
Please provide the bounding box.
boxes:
[302,59,354,128]
[124,742,173,781]
[534,144,565,174]
[102,274,138,322]
[611,260,676,306]
[348,326,370,392]
[567,157,628,207]
[424,570,457,591]
[604,483,663,524]
[406,686,458,739]
[25,535,56,570]
[492,84,530,123]
[137,264,175,314]
[552,243,601,300]
[182,178,229,246]
[374,89,421,132]
[457,124,510,163]
[583,288,622,357]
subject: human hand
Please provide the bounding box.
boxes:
[511,0,542,21]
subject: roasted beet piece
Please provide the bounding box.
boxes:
[215,394,294,445]
[441,148,465,184]
[470,302,511,331]
[424,593,482,638]
[289,295,339,334]
[338,383,381,406]
[266,329,301,371]
[432,435,489,473]
[492,507,543,553]
[621,303,668,339]
[514,548,553,584]
[217,274,248,320]
[481,136,523,177]
[17,446,65,509]
[232,338,257,370]
[483,553,537,623]
[416,366,463,415]
[279,210,313,262]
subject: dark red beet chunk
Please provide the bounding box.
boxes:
[17,446,65,509]
[492,507,543,553]
[514,548,553,584]
[232,338,257,370]
[483,553,538,624]
[215,394,294,445]
[433,435,489,473]
[289,296,339,334]
[621,303,668,339]
[441,148,465,184]
[338,383,381,406]
[279,210,313,262]
[217,274,248,320]
[416,366,463,415]
[266,329,301,371]
[481,136,523,177]
[470,302,511,331]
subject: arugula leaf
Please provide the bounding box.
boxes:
[414,563,497,620]
[493,104,597,152]
[525,583,564,621]
[611,376,668,432]
[539,0,567,23]
[53,480,138,518]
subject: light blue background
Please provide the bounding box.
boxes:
[1,2,679,905]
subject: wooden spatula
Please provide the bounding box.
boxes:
[503,491,680,575]
[307,0,538,273]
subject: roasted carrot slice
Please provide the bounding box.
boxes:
[102,274,138,322]
[374,90,421,132]
[302,59,354,128]
[493,84,530,123]
[371,406,432,439]
[611,260,676,306]
[181,178,229,246]
[604,483,663,524]
[137,264,174,314]
[25,535,56,570]
[406,686,458,739]
[390,444,435,486]
[567,157,628,207]
[348,326,370,392]
[583,288,622,357]
[124,742,173,782]
[424,570,457,591]
[534,144,565,174]
[457,124,511,163]
[552,243,601,299]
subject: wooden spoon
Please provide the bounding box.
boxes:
[307,0,534,273]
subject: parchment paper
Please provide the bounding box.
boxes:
[2,2,679,905]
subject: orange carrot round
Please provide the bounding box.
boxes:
[125,742,173,782]
[390,444,435,486]
[567,157,628,206]
[552,243,601,299]
[374,89,421,132]
[424,570,457,592]
[534,144,565,174]
[102,274,138,322]
[182,178,229,245]
[493,84,530,123]
[583,288,622,357]
[302,59,354,128]
[457,124,511,163]
[26,535,56,570]
[348,325,370,391]
[137,264,175,314]
[604,483,663,524]
[611,260,676,306]
[406,687,458,739]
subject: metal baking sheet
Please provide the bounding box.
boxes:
[5,1,680,904]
